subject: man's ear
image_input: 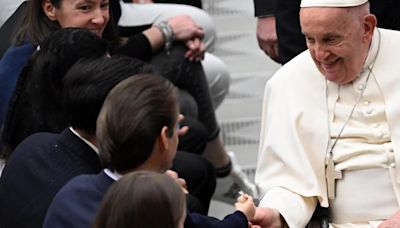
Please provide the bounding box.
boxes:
[160,126,169,152]
[42,0,57,21]
[363,14,377,42]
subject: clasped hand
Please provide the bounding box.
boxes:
[167,15,205,61]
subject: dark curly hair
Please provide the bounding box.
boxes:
[0,28,109,159]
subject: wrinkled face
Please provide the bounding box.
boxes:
[300,7,373,84]
[46,0,110,37]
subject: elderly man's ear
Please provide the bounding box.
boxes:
[362,14,377,42]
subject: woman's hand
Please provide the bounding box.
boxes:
[167,15,204,41]
[185,38,205,61]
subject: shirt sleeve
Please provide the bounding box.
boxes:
[259,187,317,227]
[253,0,275,17]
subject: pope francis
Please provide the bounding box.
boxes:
[254,0,400,227]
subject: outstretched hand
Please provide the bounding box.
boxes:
[235,194,256,221]
[250,207,282,228]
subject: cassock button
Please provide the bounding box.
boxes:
[363,100,370,106]
[373,123,380,128]
[364,108,373,115]
[390,163,396,168]
[378,132,385,138]
[358,84,365,91]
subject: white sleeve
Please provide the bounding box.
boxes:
[259,187,318,227]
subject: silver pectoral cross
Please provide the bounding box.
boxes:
[325,156,342,199]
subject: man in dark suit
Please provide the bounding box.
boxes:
[254,0,400,64]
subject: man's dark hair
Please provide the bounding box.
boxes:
[96,74,178,173]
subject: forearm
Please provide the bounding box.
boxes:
[111,34,152,61]
[142,26,165,52]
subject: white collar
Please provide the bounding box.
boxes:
[104,168,123,181]
[69,127,99,155]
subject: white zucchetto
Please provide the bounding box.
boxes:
[300,0,368,7]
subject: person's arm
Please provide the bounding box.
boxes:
[235,194,256,221]
[254,0,279,62]
[142,15,205,60]
[111,34,153,61]
[256,16,279,62]
[255,187,317,227]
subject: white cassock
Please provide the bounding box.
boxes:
[255,28,400,228]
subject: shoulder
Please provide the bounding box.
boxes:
[0,44,35,66]
[0,132,59,183]
[43,175,99,228]
[266,50,322,94]
[378,28,400,55]
[6,132,59,162]
[53,174,97,199]
[373,28,400,71]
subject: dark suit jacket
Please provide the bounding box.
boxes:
[0,128,102,228]
[43,170,247,228]
[43,171,112,228]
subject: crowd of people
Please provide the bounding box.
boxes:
[1,0,400,227]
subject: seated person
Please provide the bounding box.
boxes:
[0,30,215,227]
[93,171,188,228]
[44,73,255,228]
[253,0,400,227]
[94,171,256,228]
[0,0,253,197]
[1,28,207,160]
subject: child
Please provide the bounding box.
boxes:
[93,171,187,228]
[94,170,256,228]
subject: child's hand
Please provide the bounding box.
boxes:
[235,193,256,221]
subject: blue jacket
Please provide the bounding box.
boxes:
[0,44,35,124]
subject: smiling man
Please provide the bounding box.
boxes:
[253,0,400,227]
